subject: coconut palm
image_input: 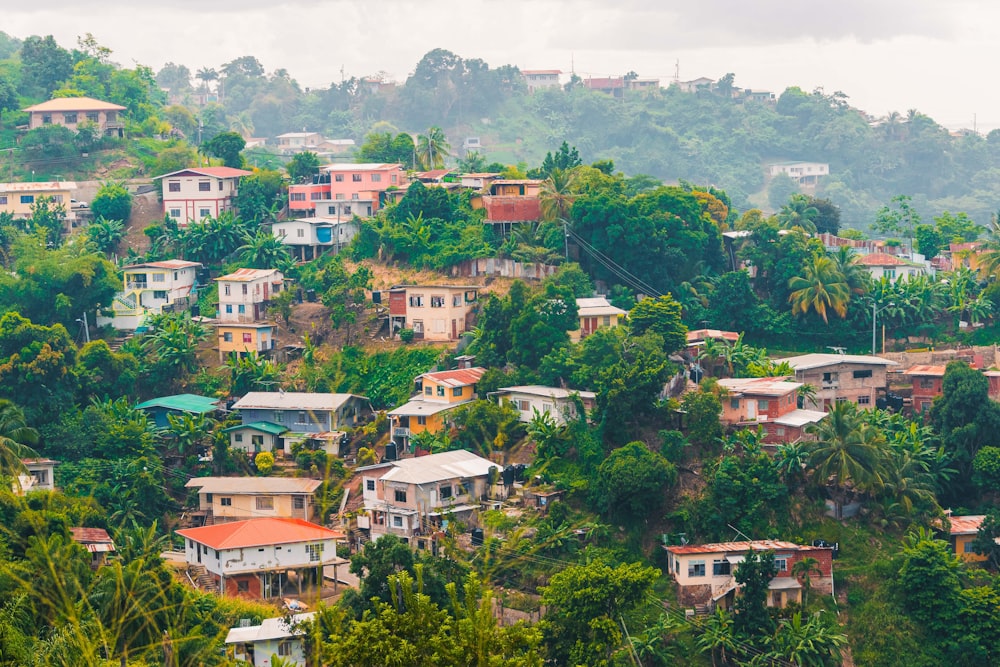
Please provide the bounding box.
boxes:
[788,255,851,323]
[237,230,293,270]
[539,168,578,222]
[831,246,868,295]
[230,111,255,139]
[86,216,126,255]
[696,607,737,667]
[791,557,822,608]
[0,399,39,483]
[777,194,819,233]
[415,126,450,170]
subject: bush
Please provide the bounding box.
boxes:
[398,328,415,343]
[255,451,274,475]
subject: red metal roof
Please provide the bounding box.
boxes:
[856,252,912,267]
[904,364,947,376]
[158,167,253,179]
[946,515,985,535]
[70,527,114,545]
[585,77,624,89]
[665,539,809,555]
[420,367,486,387]
[176,518,345,550]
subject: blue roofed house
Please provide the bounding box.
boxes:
[135,394,221,429]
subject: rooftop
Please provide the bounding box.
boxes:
[946,515,985,536]
[0,181,76,192]
[70,527,116,553]
[718,377,801,397]
[231,392,365,411]
[664,539,819,555]
[686,329,741,344]
[321,163,403,172]
[123,260,202,271]
[363,449,497,485]
[215,268,283,283]
[387,398,468,418]
[781,353,899,371]
[497,385,596,400]
[135,394,219,414]
[222,420,288,436]
[24,96,126,112]
[276,131,322,138]
[176,518,345,550]
[157,167,253,179]
[419,367,486,388]
[856,252,922,267]
[184,476,322,494]
[225,613,314,644]
[521,69,562,75]
[576,297,628,317]
[773,408,828,428]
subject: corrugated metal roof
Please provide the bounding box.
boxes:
[157,167,252,179]
[718,377,801,397]
[387,399,466,417]
[122,259,202,270]
[135,394,219,414]
[947,515,985,535]
[904,365,947,376]
[176,518,344,550]
[321,163,403,171]
[377,449,497,485]
[222,421,288,436]
[231,392,365,411]
[686,329,741,343]
[215,268,283,283]
[0,181,76,192]
[184,476,322,494]
[782,353,898,371]
[773,409,828,428]
[419,367,486,388]
[70,527,115,546]
[24,96,126,112]
[498,385,596,400]
[225,613,314,644]
[664,540,808,555]
[576,297,628,317]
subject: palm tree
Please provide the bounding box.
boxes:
[196,67,218,92]
[797,383,819,410]
[788,255,851,323]
[831,246,868,295]
[237,230,293,270]
[539,168,578,223]
[86,216,126,255]
[696,607,737,667]
[791,557,822,608]
[415,127,450,170]
[230,111,255,139]
[0,399,39,483]
[777,194,819,233]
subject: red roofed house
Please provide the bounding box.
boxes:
[856,252,926,283]
[716,377,827,444]
[905,364,1000,414]
[584,76,625,98]
[664,540,834,609]
[159,167,253,226]
[70,527,116,569]
[385,284,480,341]
[942,514,993,562]
[388,366,486,452]
[176,518,345,599]
[24,96,126,135]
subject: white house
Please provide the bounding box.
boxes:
[767,161,830,186]
[97,259,202,331]
[216,268,284,323]
[226,612,314,667]
[275,132,324,153]
[159,167,253,226]
[176,518,345,599]
[15,458,57,494]
[494,385,596,425]
[856,252,927,284]
[271,217,359,261]
[520,69,562,93]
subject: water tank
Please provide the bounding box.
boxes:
[384,443,398,461]
[471,528,484,546]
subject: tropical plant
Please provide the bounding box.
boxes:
[539,168,577,223]
[0,399,40,486]
[415,126,450,169]
[777,194,819,233]
[791,557,823,608]
[788,255,851,323]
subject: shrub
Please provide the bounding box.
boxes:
[398,328,415,343]
[255,451,274,475]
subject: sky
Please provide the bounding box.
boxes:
[4,1,999,130]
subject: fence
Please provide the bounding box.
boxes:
[449,257,559,280]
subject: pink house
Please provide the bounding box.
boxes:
[716,377,826,444]
[288,163,408,218]
[159,167,253,226]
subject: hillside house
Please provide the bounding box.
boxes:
[942,515,993,563]
[159,167,252,226]
[226,612,314,667]
[521,69,562,92]
[0,181,78,224]
[135,394,220,429]
[222,421,288,455]
[856,252,927,283]
[271,217,358,261]
[459,173,500,190]
[229,392,372,455]
[287,163,406,217]
[385,284,479,341]
[782,353,898,410]
[494,385,596,425]
[584,77,624,98]
[676,77,715,93]
[185,477,322,525]
[685,328,741,357]
[15,458,58,495]
[905,364,1000,414]
[275,131,324,153]
[24,96,125,135]
[98,259,201,331]
[716,377,826,444]
[767,161,830,186]
[70,527,116,568]
[664,540,834,609]
[388,367,486,451]
[472,179,542,224]
[570,296,627,342]
[176,518,345,599]
[216,268,284,323]
[216,322,276,362]
[357,449,499,549]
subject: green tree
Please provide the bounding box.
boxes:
[85,216,125,254]
[899,530,962,636]
[733,549,776,638]
[287,151,321,184]
[628,295,688,354]
[788,255,850,323]
[28,195,67,247]
[593,441,677,524]
[931,360,1000,486]
[777,193,820,233]
[0,399,40,483]
[791,556,823,608]
[19,35,74,97]
[968,510,1000,569]
[202,130,246,168]
[319,258,373,345]
[237,230,292,270]
[90,181,133,224]
[416,126,450,169]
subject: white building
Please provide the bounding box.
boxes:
[98,259,202,331]
[275,132,324,153]
[494,385,596,425]
[226,612,314,667]
[271,217,358,261]
[767,161,830,186]
[521,70,562,93]
[216,268,284,323]
[856,252,927,284]
[15,458,57,494]
[159,167,253,226]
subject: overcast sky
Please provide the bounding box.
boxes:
[5,1,997,129]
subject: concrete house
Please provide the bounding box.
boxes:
[0,181,77,222]
[271,217,358,261]
[226,612,314,667]
[357,449,499,549]
[521,69,562,92]
[386,284,480,341]
[856,252,927,283]
[716,377,826,444]
[388,367,486,451]
[185,477,323,525]
[24,96,125,135]
[135,394,220,429]
[159,167,252,226]
[229,392,372,455]
[70,527,116,568]
[782,353,899,410]
[905,364,1000,414]
[494,385,596,425]
[664,540,835,609]
[16,458,57,494]
[176,518,345,599]
[767,161,830,186]
[472,179,542,224]
[275,131,324,153]
[215,268,283,360]
[942,515,993,563]
[98,259,202,331]
[287,163,407,218]
[570,296,627,342]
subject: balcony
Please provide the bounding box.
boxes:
[392,427,410,438]
[126,281,148,290]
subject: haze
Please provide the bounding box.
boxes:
[4,1,997,129]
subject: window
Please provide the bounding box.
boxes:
[416,416,427,426]
[199,208,210,218]
[273,410,284,422]
[237,580,249,593]
[884,269,896,279]
[327,206,336,214]
[153,290,168,299]
[730,398,740,409]
[238,305,245,314]
[278,641,293,657]
[437,386,445,397]
[220,497,232,506]
[218,180,224,190]
[822,372,839,385]
[603,315,611,326]
[371,173,381,182]
[430,296,445,308]
[773,557,788,572]
[0,196,6,204]
[352,173,362,182]
[242,332,253,343]
[424,386,432,395]
[688,560,706,577]
[106,111,117,122]
[391,174,397,184]
[775,427,785,436]
[225,305,233,314]
[310,191,323,200]
[335,174,344,182]
[853,369,873,379]
[335,193,345,200]
[169,182,182,193]
[515,399,530,411]
[152,273,166,282]
[42,114,52,124]
[51,194,64,203]
[758,399,769,410]
[242,284,248,295]
[290,192,306,201]
[198,181,211,192]
[20,195,34,204]
[366,479,376,491]
[392,516,404,527]
[293,496,305,510]
[344,205,351,214]
[452,387,463,397]
[453,295,462,306]
[409,295,425,307]
[295,411,308,424]
[394,489,407,503]
[86,112,99,122]
[712,559,731,576]
[919,378,935,389]
[858,395,871,405]
[440,485,453,499]
[920,401,932,412]
[306,543,324,562]
[233,433,242,442]
[351,193,359,200]
[223,284,231,296]
[412,320,423,333]
[256,496,274,510]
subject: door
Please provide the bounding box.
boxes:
[746,400,757,420]
[451,319,457,339]
[196,545,201,564]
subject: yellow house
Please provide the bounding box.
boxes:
[216,322,276,361]
[944,515,994,562]
[0,181,77,219]
[569,296,628,342]
[388,366,486,451]
[184,477,322,524]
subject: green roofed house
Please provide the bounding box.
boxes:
[135,394,221,429]
[223,421,289,455]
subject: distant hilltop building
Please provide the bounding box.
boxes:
[520,69,562,93]
[23,96,126,137]
[767,161,830,186]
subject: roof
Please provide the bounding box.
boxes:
[366,449,497,485]
[387,398,467,418]
[157,167,253,179]
[277,217,349,226]
[782,353,899,371]
[222,421,288,435]
[856,252,921,267]
[0,181,77,192]
[184,476,322,494]
[215,268,283,283]
[718,377,801,397]
[24,96,126,112]
[21,458,58,466]
[772,409,828,428]
[176,518,344,550]
[585,77,624,89]
[390,284,480,291]
[135,394,219,414]
[665,539,815,555]
[231,392,365,411]
[522,69,562,75]
[419,367,486,387]
[70,527,115,548]
[415,169,453,179]
[686,329,741,344]
[947,515,985,536]
[576,297,628,317]
[122,260,202,271]
[498,385,596,400]
[276,131,322,138]
[321,163,403,172]
[904,365,947,377]
[225,613,314,644]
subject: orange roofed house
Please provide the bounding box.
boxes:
[941,514,996,562]
[24,96,126,135]
[159,167,253,226]
[716,377,826,444]
[906,364,1000,414]
[388,366,486,453]
[176,518,345,599]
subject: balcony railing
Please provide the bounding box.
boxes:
[392,427,410,438]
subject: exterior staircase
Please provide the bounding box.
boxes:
[108,334,133,352]
[187,564,218,593]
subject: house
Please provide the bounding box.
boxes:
[24,96,126,135]
[20,458,57,493]
[271,216,358,261]
[459,173,501,190]
[782,353,899,410]
[472,179,543,224]
[275,131,324,153]
[0,181,77,221]
[176,518,345,599]
[584,77,624,98]
[357,449,500,549]
[905,364,1000,414]
[184,477,323,525]
[627,78,660,92]
[743,89,776,103]
[716,377,826,443]
[494,385,596,425]
[216,322,276,362]
[856,253,927,283]
[135,394,220,429]
[229,392,372,455]
[97,259,202,331]
[216,268,284,323]
[767,161,830,186]
[685,329,741,356]
[570,296,627,342]
[159,167,253,226]
[664,540,834,609]
[817,233,882,257]
[676,77,715,93]
[385,284,480,341]
[226,612,314,667]
[521,69,562,93]
[388,367,486,451]
[287,163,407,218]
[315,138,355,155]
[940,514,999,562]
[70,527,116,568]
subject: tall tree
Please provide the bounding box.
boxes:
[0,399,40,483]
[287,151,321,184]
[202,131,246,168]
[416,126,450,169]
[788,255,850,323]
